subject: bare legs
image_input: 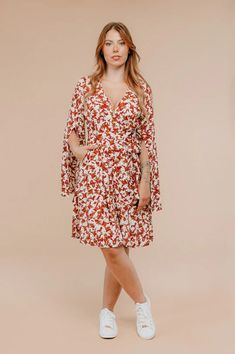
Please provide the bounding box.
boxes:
[101,246,129,311]
[100,245,146,311]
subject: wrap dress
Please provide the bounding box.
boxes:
[61,75,163,248]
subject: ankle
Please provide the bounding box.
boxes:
[102,305,114,312]
[134,294,146,304]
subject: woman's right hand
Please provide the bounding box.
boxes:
[73,144,99,162]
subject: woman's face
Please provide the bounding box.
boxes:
[102,28,129,68]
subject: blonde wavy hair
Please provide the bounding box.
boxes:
[85,22,150,121]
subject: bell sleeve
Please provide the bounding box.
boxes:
[137,82,163,212]
[61,77,87,197]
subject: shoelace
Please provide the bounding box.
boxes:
[136,306,153,328]
[101,310,115,329]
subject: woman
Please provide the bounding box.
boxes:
[61,22,163,340]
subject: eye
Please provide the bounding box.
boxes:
[120,41,125,45]
[105,42,111,46]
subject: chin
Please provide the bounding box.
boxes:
[109,60,125,66]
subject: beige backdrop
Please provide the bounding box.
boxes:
[0,0,234,352]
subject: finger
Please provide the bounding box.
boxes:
[137,204,148,211]
[136,198,150,210]
[136,201,145,210]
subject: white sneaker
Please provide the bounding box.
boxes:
[135,294,156,339]
[99,307,118,338]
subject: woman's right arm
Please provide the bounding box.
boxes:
[68,130,98,161]
[68,130,82,160]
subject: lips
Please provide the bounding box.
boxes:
[112,56,121,59]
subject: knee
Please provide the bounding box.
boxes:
[101,247,122,264]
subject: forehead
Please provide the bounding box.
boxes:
[105,28,123,41]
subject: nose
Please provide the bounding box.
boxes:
[113,43,119,52]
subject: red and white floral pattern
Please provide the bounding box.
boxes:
[61,75,162,248]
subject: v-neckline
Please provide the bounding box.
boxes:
[98,79,132,113]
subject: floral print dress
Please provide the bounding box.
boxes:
[61,75,162,248]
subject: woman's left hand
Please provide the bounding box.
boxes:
[136,178,151,211]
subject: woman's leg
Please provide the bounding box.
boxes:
[100,245,146,305]
[101,246,129,311]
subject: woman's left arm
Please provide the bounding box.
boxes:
[137,141,151,210]
[137,82,163,213]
